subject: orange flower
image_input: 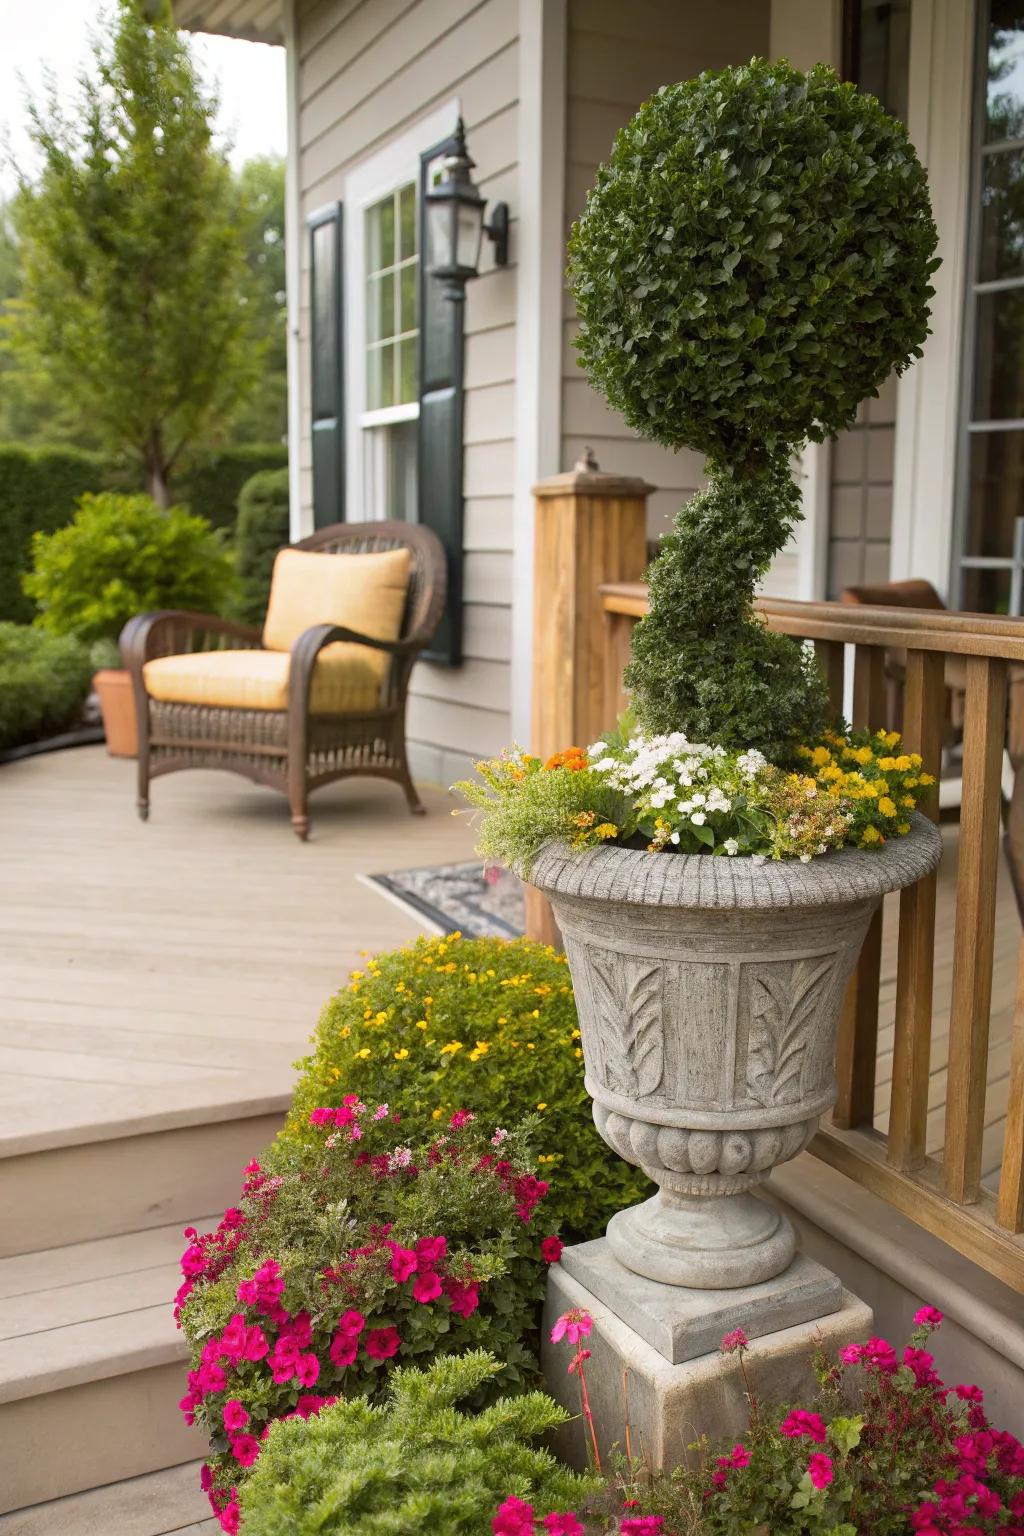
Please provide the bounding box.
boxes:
[544,746,588,772]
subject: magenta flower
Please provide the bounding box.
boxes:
[807,1453,834,1489]
[955,1383,984,1403]
[839,1343,864,1366]
[543,1515,583,1535]
[550,1308,593,1346]
[492,1496,535,1535]
[388,1244,418,1282]
[329,1331,358,1368]
[914,1305,944,1329]
[309,1107,334,1127]
[230,1434,260,1468]
[295,1352,320,1388]
[450,1110,476,1128]
[337,1309,365,1336]
[365,1325,401,1360]
[720,1328,748,1354]
[445,1279,480,1318]
[412,1271,444,1304]
[222,1399,249,1433]
[781,1409,827,1444]
[540,1236,564,1264]
[730,1443,751,1468]
[620,1518,664,1535]
[373,1103,390,1119]
[415,1235,448,1267]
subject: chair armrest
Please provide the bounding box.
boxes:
[288,623,424,716]
[120,611,263,675]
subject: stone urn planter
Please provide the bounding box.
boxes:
[530,815,942,1291]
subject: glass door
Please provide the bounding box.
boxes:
[957,2,1024,612]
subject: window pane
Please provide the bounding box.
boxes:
[972,287,1024,419]
[979,147,1024,280]
[399,261,417,333]
[367,342,397,410]
[399,183,417,261]
[366,201,389,275]
[986,3,1024,143]
[398,338,418,404]
[853,0,911,121]
[366,272,395,344]
[965,432,1024,580]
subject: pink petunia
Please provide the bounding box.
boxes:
[550,1308,592,1346]
[388,1245,418,1282]
[415,1235,448,1268]
[309,1107,334,1127]
[492,1496,535,1535]
[365,1326,401,1360]
[337,1309,366,1337]
[839,1344,864,1366]
[543,1515,584,1536]
[619,1518,664,1535]
[914,1305,944,1329]
[222,1399,249,1433]
[450,1110,476,1128]
[329,1331,358,1368]
[541,1236,564,1264]
[955,1383,985,1403]
[807,1453,834,1490]
[295,1352,320,1388]
[219,1497,240,1535]
[781,1410,827,1444]
[412,1271,444,1304]
[446,1279,480,1318]
[230,1434,261,1468]
[720,1328,748,1354]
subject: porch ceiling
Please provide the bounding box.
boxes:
[174,0,284,46]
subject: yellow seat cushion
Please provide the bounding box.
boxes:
[143,647,383,714]
[261,546,412,693]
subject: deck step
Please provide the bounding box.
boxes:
[0,1462,214,1536]
[0,1096,286,1258]
[0,1221,213,1512]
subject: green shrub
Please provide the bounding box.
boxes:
[0,443,122,624]
[179,443,287,534]
[283,933,651,1240]
[567,59,938,758]
[25,492,235,646]
[0,623,94,750]
[234,466,289,625]
[236,1350,593,1536]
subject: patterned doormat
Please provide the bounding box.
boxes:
[363,860,525,939]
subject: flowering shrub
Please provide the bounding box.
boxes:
[540,1309,1024,1535]
[455,726,935,874]
[283,932,651,1239]
[177,1102,558,1529]
[236,1350,595,1535]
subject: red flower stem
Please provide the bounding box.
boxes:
[577,1356,602,1474]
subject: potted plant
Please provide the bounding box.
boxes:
[24,491,234,757]
[457,60,943,1292]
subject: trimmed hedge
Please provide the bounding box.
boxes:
[179,443,287,533]
[0,444,118,624]
[234,467,290,625]
[0,623,94,750]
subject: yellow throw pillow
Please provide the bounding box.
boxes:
[262,547,412,681]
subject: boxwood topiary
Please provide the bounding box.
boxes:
[281,933,652,1241]
[0,623,94,750]
[234,466,289,626]
[568,58,938,758]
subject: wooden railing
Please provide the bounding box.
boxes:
[597,582,1024,1290]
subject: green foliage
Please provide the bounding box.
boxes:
[180,1111,554,1508]
[234,467,290,625]
[568,58,937,469]
[626,463,829,758]
[25,492,234,645]
[285,933,651,1240]
[0,443,118,623]
[8,0,264,504]
[567,58,937,756]
[237,1350,593,1536]
[0,623,94,749]
[178,443,287,534]
[230,157,288,446]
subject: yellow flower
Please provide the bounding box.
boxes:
[415,1019,428,1030]
[526,1042,536,1050]
[423,996,433,1006]
[537,1102,547,1111]
[902,795,915,809]
[351,970,363,981]
[897,822,910,834]
[531,1008,540,1018]
[355,1047,371,1059]
[440,1041,463,1055]
[594,822,618,840]
[909,753,923,768]
[394,1048,409,1060]
[330,1066,341,1080]
[432,1107,444,1120]
[861,825,882,846]
[574,1047,583,1059]
[497,1016,507,1025]
[878,796,897,818]
[853,746,874,766]
[340,1025,351,1039]
[571,1028,581,1040]
[811,745,832,767]
[919,772,936,786]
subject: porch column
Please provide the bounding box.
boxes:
[524,451,652,945]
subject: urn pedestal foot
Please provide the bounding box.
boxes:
[607,1189,796,1290]
[542,1261,872,1474]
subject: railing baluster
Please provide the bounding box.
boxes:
[814,638,845,716]
[996,938,1024,1233]
[852,643,886,731]
[944,655,1008,1205]
[888,650,944,1171]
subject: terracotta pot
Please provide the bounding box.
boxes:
[93,668,138,759]
[529,816,942,1290]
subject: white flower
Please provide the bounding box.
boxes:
[491,1127,508,1146]
[752,853,767,866]
[691,791,706,807]
[691,811,707,826]
[670,831,680,844]
[723,838,739,856]
[799,853,813,863]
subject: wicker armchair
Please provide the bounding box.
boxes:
[121,521,446,839]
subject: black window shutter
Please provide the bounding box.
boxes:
[417,138,464,666]
[308,202,345,528]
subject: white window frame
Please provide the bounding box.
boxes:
[343,100,460,523]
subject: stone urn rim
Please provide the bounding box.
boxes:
[528,811,942,911]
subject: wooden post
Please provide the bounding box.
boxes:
[524,450,653,945]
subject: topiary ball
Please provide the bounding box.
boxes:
[568,58,938,471]
[280,933,652,1241]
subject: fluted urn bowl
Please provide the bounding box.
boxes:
[529,815,942,1290]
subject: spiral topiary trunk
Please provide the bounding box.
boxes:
[625,457,829,761]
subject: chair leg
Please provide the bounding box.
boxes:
[399,764,427,817]
[136,718,150,822]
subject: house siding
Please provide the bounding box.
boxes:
[294,0,518,784]
[560,0,778,568]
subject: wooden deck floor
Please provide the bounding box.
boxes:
[0,745,477,1156]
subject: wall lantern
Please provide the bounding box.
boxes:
[425,117,509,297]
